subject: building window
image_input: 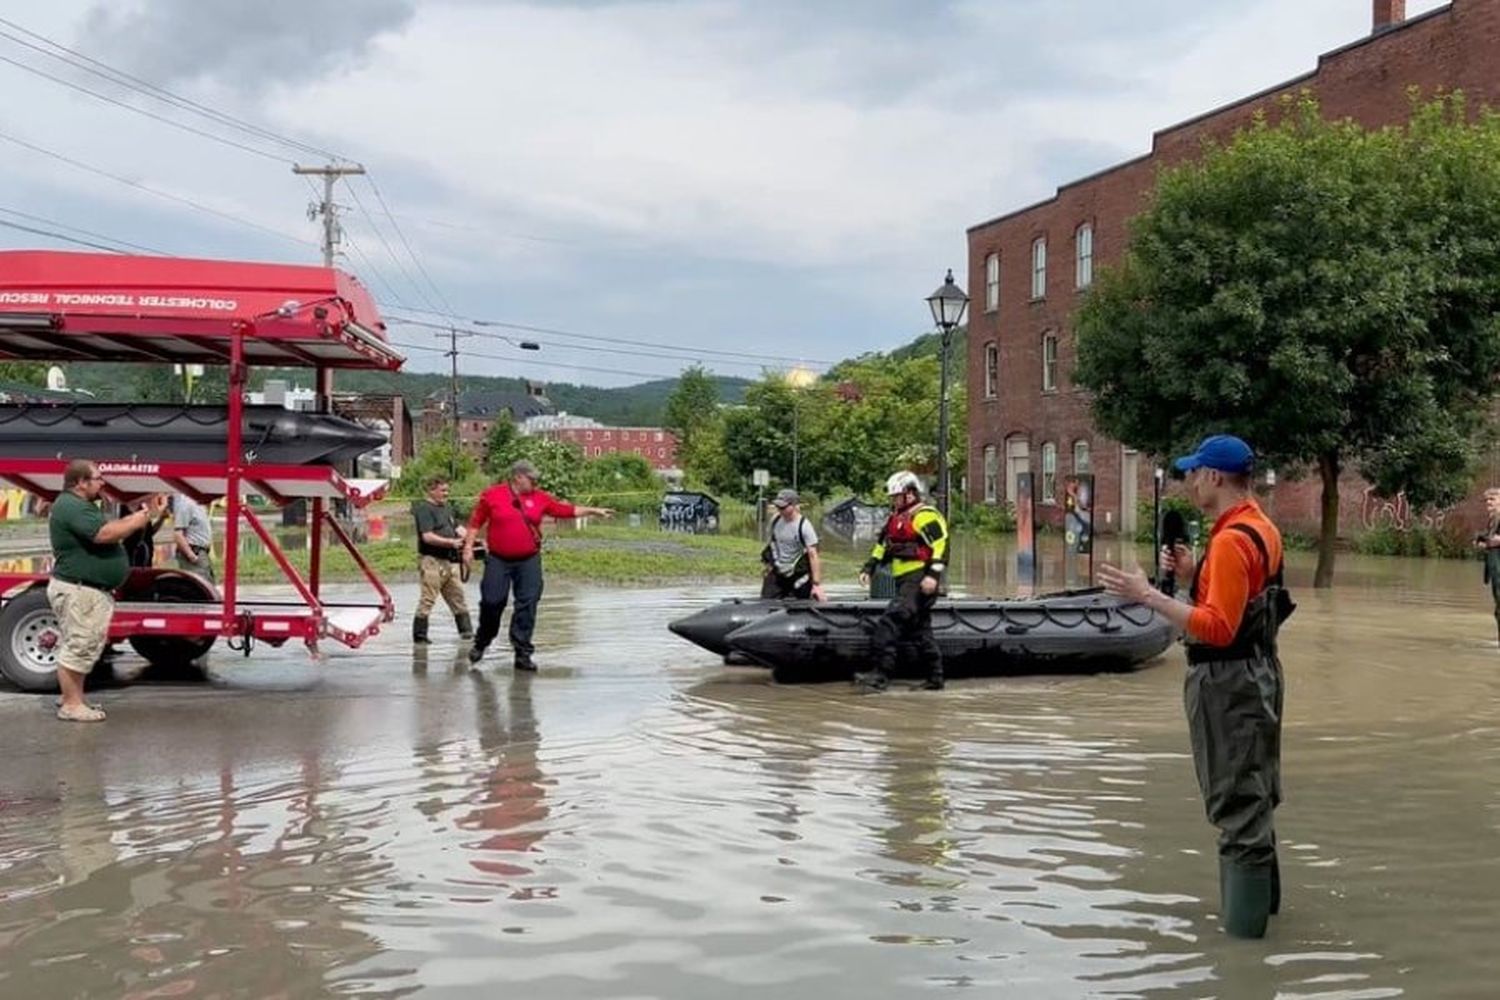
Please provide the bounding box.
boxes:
[655,431,664,442]
[1076,223,1093,288]
[983,445,999,503]
[585,431,594,441]
[1041,442,1057,503]
[983,342,998,398]
[657,448,666,457]
[1042,333,1059,392]
[1073,439,1091,474]
[603,431,612,441]
[985,253,1000,312]
[1031,237,1047,299]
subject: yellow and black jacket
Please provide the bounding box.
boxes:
[864,504,948,581]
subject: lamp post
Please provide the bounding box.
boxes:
[925,269,969,519]
[785,366,818,492]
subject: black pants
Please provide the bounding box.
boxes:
[868,571,942,683]
[1184,654,1284,867]
[474,553,544,655]
[760,568,812,600]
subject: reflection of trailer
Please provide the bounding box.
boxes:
[0,251,404,692]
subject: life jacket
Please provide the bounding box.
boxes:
[868,503,948,579]
[1186,523,1296,664]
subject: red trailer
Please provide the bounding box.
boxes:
[0,250,405,692]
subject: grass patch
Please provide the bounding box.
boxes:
[234,522,865,586]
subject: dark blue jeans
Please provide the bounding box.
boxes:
[474,553,545,655]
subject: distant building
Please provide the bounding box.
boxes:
[542,425,679,472]
[419,383,555,457]
[518,412,603,435]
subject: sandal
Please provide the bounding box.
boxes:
[56,704,107,723]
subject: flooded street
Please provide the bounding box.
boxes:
[2,544,1499,998]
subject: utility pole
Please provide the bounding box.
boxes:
[292,162,365,266]
[439,328,475,479]
[293,162,366,421]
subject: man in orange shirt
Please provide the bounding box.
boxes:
[1100,434,1291,939]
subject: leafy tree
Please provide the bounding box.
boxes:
[0,362,47,385]
[482,419,585,498]
[394,430,479,497]
[664,365,721,443]
[1075,94,1500,587]
[577,452,661,513]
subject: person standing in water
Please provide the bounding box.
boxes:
[1475,488,1500,646]
[1099,435,1292,940]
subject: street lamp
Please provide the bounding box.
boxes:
[785,366,818,492]
[925,268,969,519]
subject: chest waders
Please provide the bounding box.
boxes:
[1185,523,1291,939]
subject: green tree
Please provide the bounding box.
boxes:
[664,365,721,442]
[394,430,479,497]
[1075,94,1500,587]
[577,452,660,513]
[482,419,586,498]
[0,362,46,385]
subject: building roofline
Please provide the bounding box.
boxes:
[968,2,1455,236]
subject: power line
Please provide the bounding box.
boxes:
[0,216,131,253]
[0,48,293,164]
[0,16,343,161]
[386,306,834,367]
[386,314,780,372]
[0,205,167,254]
[364,175,459,320]
[341,180,443,315]
[0,126,315,249]
[387,339,700,383]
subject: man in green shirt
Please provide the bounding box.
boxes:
[47,459,167,722]
[411,476,473,644]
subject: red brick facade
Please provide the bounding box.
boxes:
[967,0,1500,538]
[542,426,679,471]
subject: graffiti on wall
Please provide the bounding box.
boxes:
[0,489,47,521]
[1360,486,1456,533]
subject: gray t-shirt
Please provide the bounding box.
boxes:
[768,514,818,575]
[171,495,213,549]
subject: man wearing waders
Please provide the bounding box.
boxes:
[1099,435,1291,939]
[854,471,948,693]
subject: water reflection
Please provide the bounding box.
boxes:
[3,565,1500,996]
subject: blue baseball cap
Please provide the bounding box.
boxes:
[1174,434,1255,474]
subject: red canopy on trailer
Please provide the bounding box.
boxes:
[0,250,402,370]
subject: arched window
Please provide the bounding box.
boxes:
[1041,442,1058,502]
[1042,333,1059,392]
[1075,223,1093,288]
[1073,439,1091,474]
[1031,237,1047,299]
[983,445,999,504]
[985,252,1000,311]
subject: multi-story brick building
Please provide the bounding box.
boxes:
[967,0,1500,537]
[419,385,554,457]
[541,425,679,472]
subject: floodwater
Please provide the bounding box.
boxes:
[2,541,1499,998]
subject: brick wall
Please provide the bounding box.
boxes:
[968,0,1500,537]
[543,426,679,470]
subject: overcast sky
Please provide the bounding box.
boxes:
[0,0,1448,387]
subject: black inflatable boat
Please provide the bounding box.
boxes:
[668,590,1175,681]
[0,404,387,465]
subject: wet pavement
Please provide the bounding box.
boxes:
[2,544,1500,998]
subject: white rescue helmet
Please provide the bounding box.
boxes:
[885,470,922,497]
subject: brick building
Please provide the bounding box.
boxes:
[419,385,554,457]
[967,0,1500,537]
[542,425,679,472]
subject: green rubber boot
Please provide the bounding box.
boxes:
[1222,862,1274,939]
[1269,853,1280,916]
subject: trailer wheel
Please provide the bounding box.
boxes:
[0,588,65,693]
[126,573,216,674]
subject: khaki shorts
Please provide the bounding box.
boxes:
[46,579,115,676]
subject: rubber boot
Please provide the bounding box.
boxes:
[1222,862,1273,939]
[469,605,502,663]
[412,616,430,645]
[852,670,889,692]
[514,649,537,672]
[1269,853,1281,917]
[455,613,474,641]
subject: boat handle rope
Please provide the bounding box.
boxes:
[801,601,1158,635]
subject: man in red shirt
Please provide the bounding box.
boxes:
[1100,435,1291,939]
[461,459,613,670]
